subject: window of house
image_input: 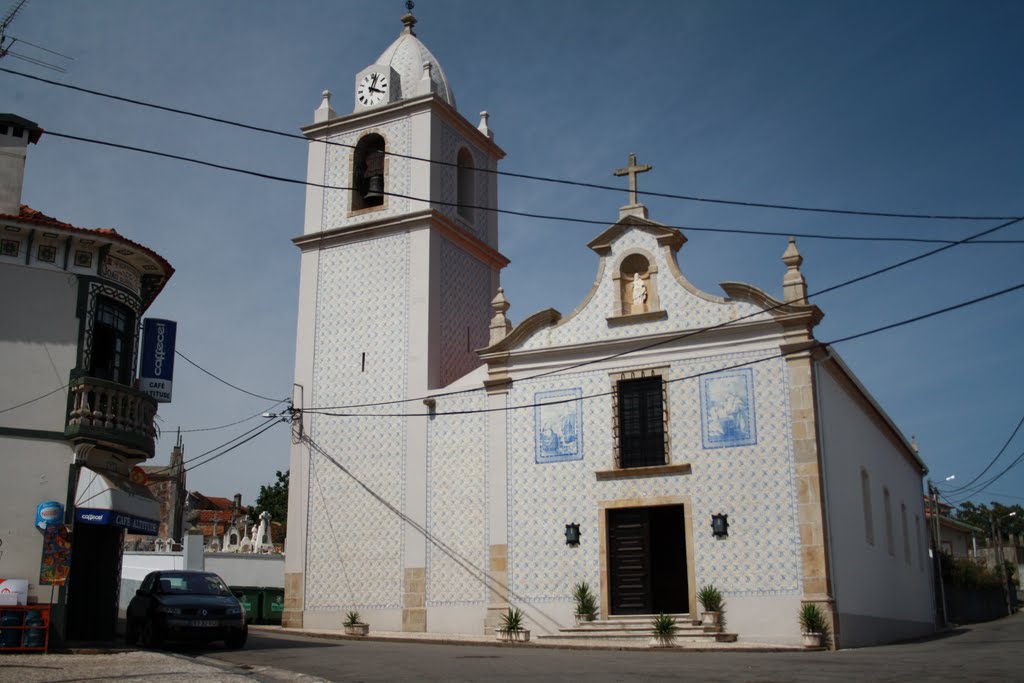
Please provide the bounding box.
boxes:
[616,375,666,468]
[456,147,475,221]
[351,133,386,211]
[883,487,894,557]
[915,514,924,570]
[861,468,874,545]
[901,503,911,565]
[90,297,135,385]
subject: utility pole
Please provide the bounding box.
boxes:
[929,480,948,627]
[992,510,1017,617]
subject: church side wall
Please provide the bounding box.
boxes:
[816,361,934,647]
[502,349,804,643]
[300,234,411,631]
[436,238,493,387]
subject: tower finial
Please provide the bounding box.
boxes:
[781,236,808,304]
[401,0,417,35]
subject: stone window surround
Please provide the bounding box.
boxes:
[860,467,874,546]
[607,247,668,325]
[883,487,895,557]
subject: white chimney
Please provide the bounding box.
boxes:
[0,114,42,215]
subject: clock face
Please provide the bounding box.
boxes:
[357,72,388,107]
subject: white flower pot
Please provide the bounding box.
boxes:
[496,629,530,642]
[344,623,369,636]
[802,632,824,648]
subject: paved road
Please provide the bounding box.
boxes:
[2,615,1020,682]
[193,615,1023,682]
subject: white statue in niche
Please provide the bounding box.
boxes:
[631,272,648,307]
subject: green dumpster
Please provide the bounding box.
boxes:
[259,587,285,625]
[230,586,262,624]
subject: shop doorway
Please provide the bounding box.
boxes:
[66,523,123,641]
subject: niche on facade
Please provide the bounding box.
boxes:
[609,250,665,323]
[456,146,475,223]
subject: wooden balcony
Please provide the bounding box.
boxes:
[65,376,158,458]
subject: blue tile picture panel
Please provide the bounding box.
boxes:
[701,367,757,449]
[534,388,584,463]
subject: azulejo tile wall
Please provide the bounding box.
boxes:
[438,238,493,387]
[505,351,801,605]
[305,235,411,610]
[518,230,772,351]
[322,119,413,231]
[426,390,489,606]
[439,122,492,246]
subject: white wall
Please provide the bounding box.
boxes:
[0,265,79,432]
[205,553,284,588]
[817,358,934,647]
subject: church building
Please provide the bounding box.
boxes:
[284,9,934,648]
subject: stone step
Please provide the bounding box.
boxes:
[561,623,709,634]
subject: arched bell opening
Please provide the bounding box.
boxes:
[352,133,387,211]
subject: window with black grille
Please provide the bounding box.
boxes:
[617,376,666,468]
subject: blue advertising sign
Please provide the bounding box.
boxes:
[75,508,160,536]
[139,318,176,403]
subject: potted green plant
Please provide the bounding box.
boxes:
[496,607,530,642]
[649,613,678,648]
[697,584,724,629]
[798,602,829,648]
[572,581,598,624]
[343,610,369,636]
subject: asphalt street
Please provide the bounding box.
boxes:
[1,614,1021,682]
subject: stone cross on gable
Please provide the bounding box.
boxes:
[613,153,652,206]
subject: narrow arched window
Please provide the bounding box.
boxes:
[352,134,386,211]
[883,487,894,556]
[901,503,911,564]
[860,468,874,545]
[457,147,475,221]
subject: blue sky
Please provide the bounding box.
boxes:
[5,1,1023,510]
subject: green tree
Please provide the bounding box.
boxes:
[249,470,289,539]
[952,500,1024,539]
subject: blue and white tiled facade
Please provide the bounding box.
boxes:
[305,235,411,610]
[438,238,493,387]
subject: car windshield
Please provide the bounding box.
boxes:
[155,573,231,596]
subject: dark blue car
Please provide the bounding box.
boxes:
[126,570,247,649]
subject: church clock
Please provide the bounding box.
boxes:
[357,72,389,107]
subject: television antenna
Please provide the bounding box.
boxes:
[0,0,73,73]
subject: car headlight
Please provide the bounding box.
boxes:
[226,606,242,616]
[156,606,182,615]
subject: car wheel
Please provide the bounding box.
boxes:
[140,620,163,648]
[124,618,138,645]
[225,627,247,649]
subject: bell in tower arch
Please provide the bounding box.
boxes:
[363,149,385,206]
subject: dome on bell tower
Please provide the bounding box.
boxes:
[373,8,456,108]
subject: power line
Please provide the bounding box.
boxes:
[3,66,1017,222]
[175,349,286,402]
[303,279,1024,419]
[944,445,1024,506]
[0,381,69,415]
[38,129,1024,247]
[183,416,285,474]
[176,399,289,433]
[941,412,1024,495]
[305,215,1024,413]
[146,415,287,478]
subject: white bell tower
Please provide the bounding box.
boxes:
[284,6,507,631]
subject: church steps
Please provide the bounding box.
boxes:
[538,614,736,643]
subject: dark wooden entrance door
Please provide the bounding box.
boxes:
[608,505,688,615]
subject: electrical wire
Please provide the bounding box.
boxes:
[302,279,1024,419]
[183,416,285,474]
[145,415,287,478]
[941,413,1024,495]
[305,215,1024,413]
[177,399,289,433]
[40,130,1024,246]
[0,381,70,415]
[943,444,1024,506]
[4,66,1019,222]
[175,349,286,402]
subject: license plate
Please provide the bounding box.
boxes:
[189,619,219,627]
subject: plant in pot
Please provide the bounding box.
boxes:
[697,584,724,630]
[650,613,678,648]
[496,607,530,642]
[572,581,598,624]
[798,602,829,648]
[343,610,369,636]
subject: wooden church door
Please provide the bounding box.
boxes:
[607,505,689,615]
